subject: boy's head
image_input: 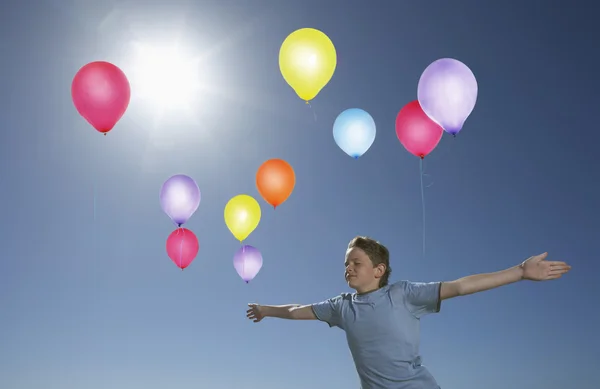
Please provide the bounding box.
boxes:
[344,236,392,293]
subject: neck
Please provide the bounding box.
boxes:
[355,285,380,295]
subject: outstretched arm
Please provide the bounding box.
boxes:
[440,252,571,300]
[247,304,316,322]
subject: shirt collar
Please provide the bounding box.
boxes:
[352,286,386,305]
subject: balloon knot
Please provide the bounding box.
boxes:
[103,133,107,136]
[305,101,309,105]
[245,281,249,284]
[419,155,425,159]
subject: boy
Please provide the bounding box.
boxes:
[246,236,571,389]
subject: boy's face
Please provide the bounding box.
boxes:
[344,247,384,293]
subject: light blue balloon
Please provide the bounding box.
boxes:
[333,108,376,159]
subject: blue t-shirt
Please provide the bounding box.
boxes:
[311,280,442,389]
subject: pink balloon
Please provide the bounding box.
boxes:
[71,61,131,134]
[166,228,199,270]
[395,100,444,159]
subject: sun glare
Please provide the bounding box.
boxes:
[130,42,203,113]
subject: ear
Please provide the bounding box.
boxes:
[374,263,386,278]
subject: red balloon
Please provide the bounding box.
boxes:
[166,228,199,270]
[395,100,444,159]
[71,61,131,134]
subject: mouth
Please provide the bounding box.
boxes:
[346,275,356,281]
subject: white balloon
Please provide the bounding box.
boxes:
[333,108,376,159]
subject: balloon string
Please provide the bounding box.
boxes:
[92,179,97,295]
[306,102,317,122]
[92,138,98,255]
[419,158,426,258]
[422,158,434,188]
[91,136,101,330]
[93,185,96,222]
[93,182,96,238]
[93,136,101,267]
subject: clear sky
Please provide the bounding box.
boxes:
[1,1,598,388]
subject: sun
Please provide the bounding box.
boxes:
[129,41,204,114]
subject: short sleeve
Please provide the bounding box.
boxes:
[311,295,344,328]
[391,281,442,318]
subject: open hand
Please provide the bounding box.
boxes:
[247,303,265,323]
[521,253,571,281]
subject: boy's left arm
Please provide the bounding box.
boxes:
[440,252,571,300]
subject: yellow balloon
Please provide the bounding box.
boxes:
[224,194,262,242]
[279,28,337,102]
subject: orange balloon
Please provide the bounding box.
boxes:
[256,159,296,208]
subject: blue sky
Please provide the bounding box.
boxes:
[1,1,598,388]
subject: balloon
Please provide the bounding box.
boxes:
[233,245,263,283]
[224,194,261,242]
[160,174,201,226]
[395,101,444,159]
[333,108,376,159]
[279,28,337,102]
[71,61,131,134]
[256,159,295,208]
[166,228,199,270]
[417,58,478,136]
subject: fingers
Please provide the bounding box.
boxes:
[549,264,571,273]
[546,263,571,280]
[246,306,263,322]
[548,261,569,267]
[247,313,262,323]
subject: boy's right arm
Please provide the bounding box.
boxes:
[260,304,317,320]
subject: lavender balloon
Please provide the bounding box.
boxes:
[159,174,201,226]
[417,58,478,136]
[233,245,263,283]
